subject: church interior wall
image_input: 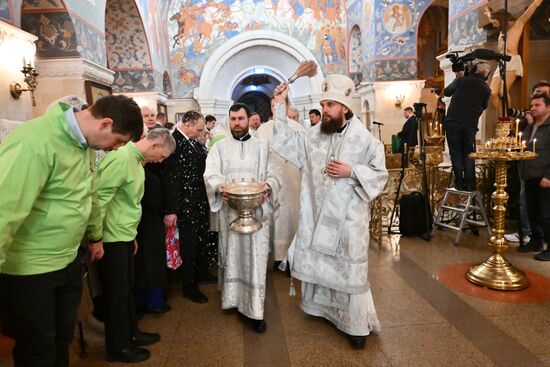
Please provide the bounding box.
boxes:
[167,0,347,99]
[0,20,36,121]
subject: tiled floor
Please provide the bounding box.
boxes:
[1,229,550,366]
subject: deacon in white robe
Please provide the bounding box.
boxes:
[257,102,305,262]
[204,103,280,333]
[270,76,388,348]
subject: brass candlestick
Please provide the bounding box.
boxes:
[466,121,536,291]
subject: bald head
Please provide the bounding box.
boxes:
[141,106,157,129]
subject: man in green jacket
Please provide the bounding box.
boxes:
[0,95,143,367]
[92,128,175,363]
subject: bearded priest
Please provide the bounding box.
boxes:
[270,75,388,348]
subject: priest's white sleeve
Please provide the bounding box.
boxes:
[351,136,388,202]
[203,142,225,212]
[270,102,307,169]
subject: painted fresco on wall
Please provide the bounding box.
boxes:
[21,12,80,58]
[448,11,486,49]
[63,0,105,30]
[370,59,416,81]
[168,0,347,97]
[449,0,482,19]
[73,15,105,66]
[22,0,63,9]
[346,0,361,31]
[382,3,412,35]
[373,0,431,59]
[113,69,155,92]
[0,0,11,23]
[105,0,151,69]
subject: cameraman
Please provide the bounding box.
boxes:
[443,62,491,191]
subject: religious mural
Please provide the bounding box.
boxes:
[21,12,80,58]
[168,0,347,97]
[449,0,482,19]
[448,10,486,49]
[0,0,12,23]
[106,0,154,93]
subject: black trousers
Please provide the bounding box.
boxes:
[0,249,84,367]
[178,219,209,289]
[97,241,137,353]
[525,179,550,245]
[445,120,477,190]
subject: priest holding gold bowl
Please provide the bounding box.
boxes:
[204,102,280,334]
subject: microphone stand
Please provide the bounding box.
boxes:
[500,0,509,117]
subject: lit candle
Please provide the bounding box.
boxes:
[22,57,26,68]
[430,122,433,135]
[533,138,536,154]
[515,119,519,144]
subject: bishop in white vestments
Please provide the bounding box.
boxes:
[204,103,280,334]
[256,98,305,262]
[270,75,388,348]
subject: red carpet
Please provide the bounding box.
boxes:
[438,263,550,303]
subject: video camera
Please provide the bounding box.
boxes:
[446,51,476,74]
[446,48,512,75]
[508,108,529,119]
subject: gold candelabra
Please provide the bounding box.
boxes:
[9,63,39,106]
[466,120,537,290]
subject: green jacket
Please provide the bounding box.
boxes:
[0,103,102,275]
[91,142,145,243]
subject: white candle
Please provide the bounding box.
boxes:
[533,138,536,153]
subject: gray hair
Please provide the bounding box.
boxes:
[289,107,299,115]
[146,128,176,153]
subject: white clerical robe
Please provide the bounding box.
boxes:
[270,103,388,336]
[204,135,280,320]
[256,118,304,260]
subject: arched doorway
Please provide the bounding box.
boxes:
[349,25,363,86]
[237,92,272,122]
[417,1,448,88]
[195,30,324,118]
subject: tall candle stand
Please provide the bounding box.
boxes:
[466,120,537,290]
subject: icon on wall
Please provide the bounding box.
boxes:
[383,4,412,35]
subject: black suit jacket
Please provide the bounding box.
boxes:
[162,129,209,222]
[397,116,418,151]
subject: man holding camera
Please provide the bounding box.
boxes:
[444,62,491,191]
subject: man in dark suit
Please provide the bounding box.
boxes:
[444,62,491,191]
[162,111,210,303]
[397,106,418,155]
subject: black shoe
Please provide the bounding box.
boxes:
[140,304,172,314]
[534,249,550,261]
[252,319,267,334]
[106,347,150,363]
[517,241,544,253]
[183,286,208,304]
[131,331,160,346]
[347,335,366,349]
[273,261,282,271]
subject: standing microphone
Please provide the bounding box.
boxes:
[372,121,384,126]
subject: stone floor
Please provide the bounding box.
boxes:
[1,228,550,366]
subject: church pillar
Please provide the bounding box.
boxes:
[194,98,232,121]
[33,58,114,116]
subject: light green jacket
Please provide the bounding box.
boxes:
[91,142,145,243]
[0,103,102,275]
